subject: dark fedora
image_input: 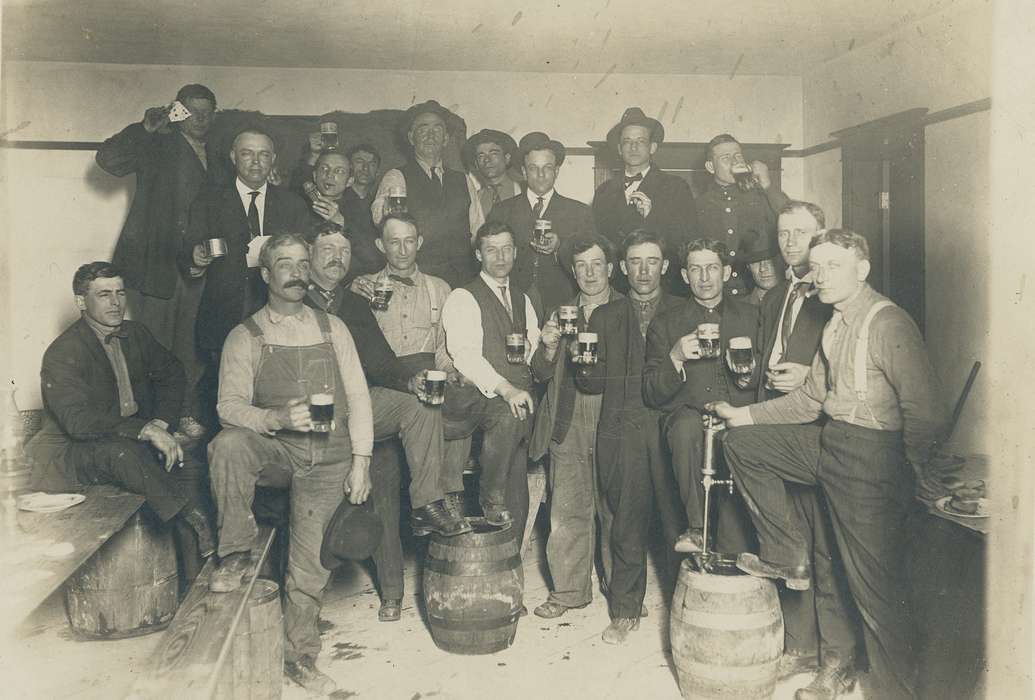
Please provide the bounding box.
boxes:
[606,107,665,145]
[518,131,566,166]
[462,129,518,172]
[739,229,780,264]
[320,499,383,569]
[399,99,452,139]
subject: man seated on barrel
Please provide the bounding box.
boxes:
[27,262,215,578]
[306,218,469,624]
[710,229,948,700]
[642,239,758,556]
[207,233,373,695]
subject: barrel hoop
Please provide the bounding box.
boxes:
[683,570,771,593]
[424,554,521,576]
[679,657,779,682]
[677,608,781,631]
[428,611,520,631]
[76,571,179,590]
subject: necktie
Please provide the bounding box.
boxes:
[624,173,644,187]
[532,196,544,220]
[247,190,261,239]
[488,183,501,205]
[499,285,513,321]
[104,328,129,344]
[779,282,810,359]
[430,166,442,189]
[388,274,416,287]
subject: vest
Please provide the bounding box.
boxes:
[464,276,532,390]
[401,161,473,286]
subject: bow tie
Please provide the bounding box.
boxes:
[624,173,644,187]
[388,274,416,287]
[104,329,129,344]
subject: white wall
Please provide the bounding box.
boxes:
[1,61,803,408]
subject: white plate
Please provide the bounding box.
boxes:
[17,492,86,513]
[935,496,990,519]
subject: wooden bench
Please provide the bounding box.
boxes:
[128,525,278,700]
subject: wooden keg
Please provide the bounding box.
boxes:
[670,559,783,700]
[215,578,284,700]
[423,517,523,655]
[64,509,179,639]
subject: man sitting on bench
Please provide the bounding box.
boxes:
[27,261,215,564]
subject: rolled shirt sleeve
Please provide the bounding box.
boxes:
[328,317,374,456]
[371,168,406,226]
[443,288,504,396]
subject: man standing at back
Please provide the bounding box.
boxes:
[464,129,522,235]
[372,100,474,288]
[97,84,229,439]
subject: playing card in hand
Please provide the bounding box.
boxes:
[168,100,192,122]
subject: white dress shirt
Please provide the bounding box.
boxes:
[526,188,555,217]
[624,165,651,201]
[441,271,541,397]
[235,178,268,235]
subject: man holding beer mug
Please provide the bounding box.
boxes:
[207,233,373,695]
[643,239,758,557]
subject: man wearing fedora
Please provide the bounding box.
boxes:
[372,100,474,289]
[464,128,523,235]
[743,231,784,306]
[487,132,596,317]
[592,107,697,295]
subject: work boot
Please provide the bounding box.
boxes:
[795,659,856,700]
[674,528,705,553]
[209,551,251,593]
[180,505,216,559]
[601,617,640,645]
[284,655,337,695]
[481,502,513,529]
[444,491,466,519]
[411,500,472,537]
[533,600,588,619]
[378,598,402,622]
[778,652,820,680]
[736,553,811,590]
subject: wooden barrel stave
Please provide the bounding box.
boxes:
[216,578,284,700]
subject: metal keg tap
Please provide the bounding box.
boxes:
[697,412,735,566]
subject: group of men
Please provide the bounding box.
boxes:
[26,83,947,700]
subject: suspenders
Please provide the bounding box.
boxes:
[847,300,894,423]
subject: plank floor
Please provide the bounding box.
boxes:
[5,512,866,700]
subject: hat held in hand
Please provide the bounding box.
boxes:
[320,498,383,569]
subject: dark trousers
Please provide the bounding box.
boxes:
[724,421,917,700]
[599,415,686,620]
[369,440,404,601]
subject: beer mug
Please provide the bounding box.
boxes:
[574,332,598,365]
[319,121,339,150]
[387,186,407,215]
[302,181,320,201]
[204,238,227,258]
[370,279,394,311]
[307,359,335,433]
[731,158,758,192]
[422,370,447,406]
[696,323,721,359]
[727,336,755,376]
[532,219,552,247]
[558,306,579,336]
[506,333,527,364]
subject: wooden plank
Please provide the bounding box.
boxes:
[128,526,277,700]
[0,485,144,632]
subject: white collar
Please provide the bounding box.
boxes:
[236,177,268,197]
[526,188,555,210]
[480,270,509,289]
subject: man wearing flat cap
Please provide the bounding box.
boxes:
[487,132,595,316]
[372,100,474,289]
[464,128,523,235]
[592,107,697,295]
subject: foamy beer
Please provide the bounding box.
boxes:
[506,333,526,364]
[302,181,319,201]
[731,161,758,192]
[558,305,579,336]
[574,332,598,365]
[309,393,334,433]
[728,336,755,375]
[422,370,447,405]
[532,219,552,247]
[370,279,394,311]
[204,237,227,258]
[319,121,338,150]
[387,186,407,215]
[697,323,721,359]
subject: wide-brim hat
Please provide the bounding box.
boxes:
[606,107,665,146]
[739,229,780,264]
[518,131,566,166]
[399,99,452,140]
[320,499,383,569]
[462,129,519,172]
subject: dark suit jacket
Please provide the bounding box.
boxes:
[487,191,595,318]
[26,318,184,491]
[97,123,230,299]
[592,167,697,293]
[755,279,832,402]
[574,293,682,475]
[183,183,310,351]
[642,297,759,413]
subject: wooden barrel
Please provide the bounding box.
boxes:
[670,559,783,699]
[215,578,284,700]
[422,517,523,655]
[64,509,179,639]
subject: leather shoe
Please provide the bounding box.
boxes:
[778,652,820,680]
[284,655,337,695]
[378,598,402,622]
[411,500,472,537]
[209,551,251,593]
[444,491,466,519]
[674,529,704,553]
[601,617,640,644]
[481,503,513,529]
[736,553,811,590]
[181,506,216,559]
[795,660,856,700]
[533,600,588,619]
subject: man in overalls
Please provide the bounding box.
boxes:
[208,232,373,695]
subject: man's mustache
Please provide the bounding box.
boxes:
[325,260,344,269]
[284,280,307,289]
